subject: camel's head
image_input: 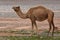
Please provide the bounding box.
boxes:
[12,6,20,12]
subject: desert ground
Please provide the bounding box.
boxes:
[0,17,60,36]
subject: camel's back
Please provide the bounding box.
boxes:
[32,6,47,14]
[27,6,47,16]
[27,6,53,21]
[31,6,48,21]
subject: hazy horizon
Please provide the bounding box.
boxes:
[0,0,60,12]
[0,0,60,18]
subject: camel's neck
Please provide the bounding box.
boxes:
[15,10,28,19]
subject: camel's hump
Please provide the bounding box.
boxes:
[31,6,46,10]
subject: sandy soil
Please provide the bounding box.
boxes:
[0,18,60,36]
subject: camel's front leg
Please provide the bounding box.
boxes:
[30,15,38,35]
[33,21,38,35]
[31,21,34,35]
[31,21,38,36]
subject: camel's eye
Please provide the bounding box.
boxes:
[14,9,17,11]
[13,7,20,12]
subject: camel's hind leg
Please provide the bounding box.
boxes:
[48,12,55,36]
[51,13,55,36]
[51,19,55,36]
[48,19,55,36]
[47,20,52,36]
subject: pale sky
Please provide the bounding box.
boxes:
[0,0,60,18]
[0,0,60,12]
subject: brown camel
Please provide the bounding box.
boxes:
[12,6,55,36]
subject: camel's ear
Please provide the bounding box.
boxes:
[17,6,20,8]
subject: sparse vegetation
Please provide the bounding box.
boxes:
[0,36,60,40]
[0,30,60,40]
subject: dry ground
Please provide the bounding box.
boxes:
[0,18,60,36]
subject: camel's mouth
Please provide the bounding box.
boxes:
[12,7,15,9]
[12,7,16,10]
[12,7,14,9]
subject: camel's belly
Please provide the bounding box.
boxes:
[36,17,47,21]
[35,13,48,21]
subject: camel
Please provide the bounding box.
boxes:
[12,6,55,36]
